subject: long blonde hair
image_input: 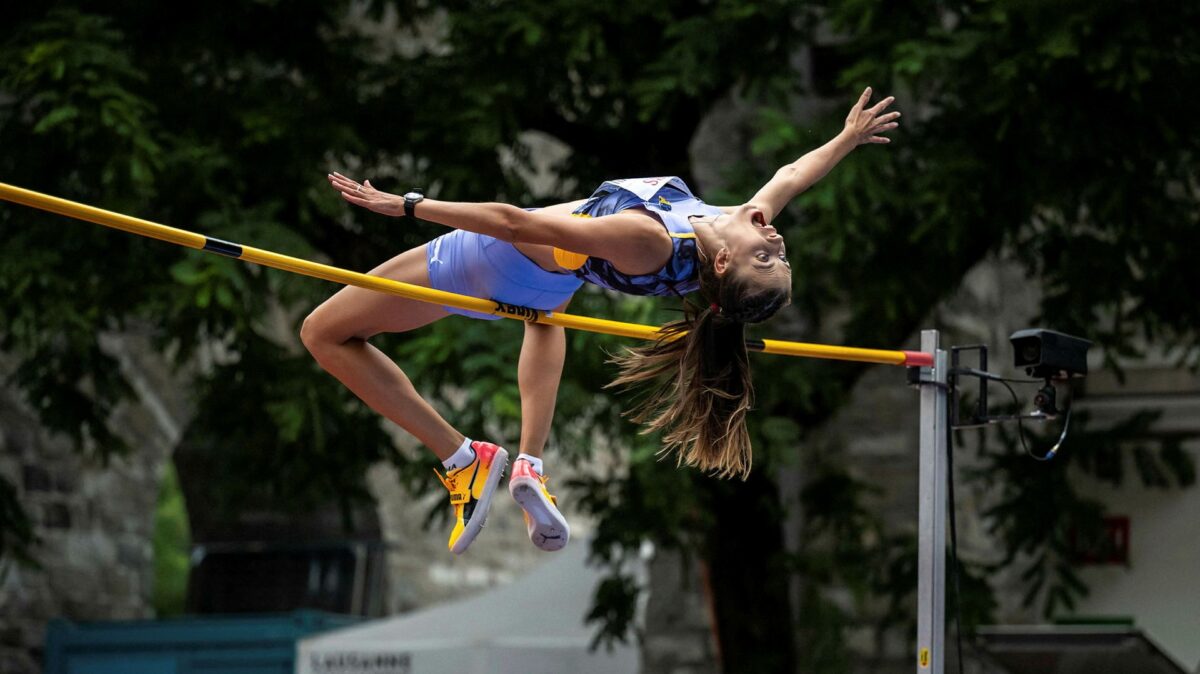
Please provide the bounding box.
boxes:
[607,257,790,480]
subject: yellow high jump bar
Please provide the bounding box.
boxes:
[0,182,932,367]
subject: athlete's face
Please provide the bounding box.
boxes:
[712,205,792,292]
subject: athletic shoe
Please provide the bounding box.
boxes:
[509,459,570,551]
[433,441,509,555]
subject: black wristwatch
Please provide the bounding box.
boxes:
[403,188,424,218]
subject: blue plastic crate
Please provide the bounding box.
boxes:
[45,611,360,674]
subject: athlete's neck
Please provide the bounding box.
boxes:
[690,214,723,262]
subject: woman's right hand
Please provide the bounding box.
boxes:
[843,87,900,146]
[327,172,405,216]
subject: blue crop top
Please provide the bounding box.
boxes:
[554,177,723,297]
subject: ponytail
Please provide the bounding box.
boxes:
[607,247,791,480]
[607,304,755,479]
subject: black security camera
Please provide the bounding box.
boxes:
[1010,329,1092,380]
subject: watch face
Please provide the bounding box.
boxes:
[405,192,423,200]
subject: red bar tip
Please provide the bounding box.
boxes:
[903,351,934,368]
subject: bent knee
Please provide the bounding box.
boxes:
[300,309,339,356]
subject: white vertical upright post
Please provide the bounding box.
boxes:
[916,329,948,673]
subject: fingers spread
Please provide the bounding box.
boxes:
[853,86,872,111]
[867,96,895,115]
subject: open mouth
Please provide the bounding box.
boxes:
[751,210,767,227]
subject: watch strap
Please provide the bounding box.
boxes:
[404,189,424,218]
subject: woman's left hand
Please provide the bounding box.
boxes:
[327,172,404,216]
[843,87,901,145]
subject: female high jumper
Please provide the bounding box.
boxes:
[302,87,899,554]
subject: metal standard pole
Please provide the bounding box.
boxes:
[916,329,948,672]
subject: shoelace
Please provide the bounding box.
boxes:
[434,468,470,505]
[521,473,559,529]
[538,473,558,507]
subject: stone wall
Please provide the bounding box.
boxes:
[0,334,187,673]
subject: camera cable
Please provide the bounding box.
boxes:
[996,378,1072,461]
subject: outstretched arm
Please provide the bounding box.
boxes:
[730,87,900,223]
[326,173,670,272]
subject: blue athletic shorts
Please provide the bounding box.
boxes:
[426,229,583,320]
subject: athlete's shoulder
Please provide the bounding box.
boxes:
[600,176,695,201]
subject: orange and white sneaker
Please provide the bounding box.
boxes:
[434,441,509,555]
[509,459,569,551]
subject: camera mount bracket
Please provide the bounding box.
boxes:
[947,344,1075,430]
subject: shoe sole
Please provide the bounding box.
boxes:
[450,448,509,555]
[510,476,570,552]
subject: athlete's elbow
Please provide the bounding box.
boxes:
[776,163,802,186]
[498,203,529,243]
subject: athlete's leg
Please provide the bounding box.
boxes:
[303,242,513,555]
[516,298,571,458]
[300,244,463,460]
[511,298,572,551]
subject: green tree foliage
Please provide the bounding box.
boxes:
[152,460,191,617]
[735,2,1197,666]
[1,2,1198,672]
